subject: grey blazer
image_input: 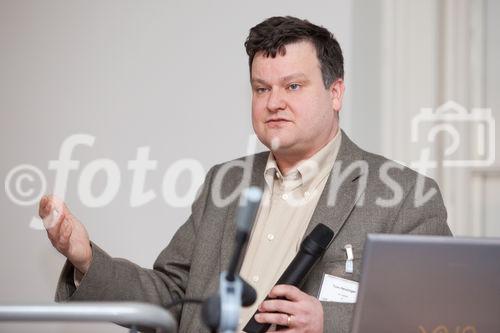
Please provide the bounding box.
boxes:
[55,131,451,332]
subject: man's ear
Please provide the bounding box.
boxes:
[329,79,345,113]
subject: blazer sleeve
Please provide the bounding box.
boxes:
[389,176,452,236]
[54,165,217,320]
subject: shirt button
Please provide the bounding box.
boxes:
[304,191,310,197]
[281,194,288,200]
[267,233,275,241]
[252,275,259,283]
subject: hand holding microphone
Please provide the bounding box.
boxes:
[244,223,334,333]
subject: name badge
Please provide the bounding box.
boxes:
[318,274,359,303]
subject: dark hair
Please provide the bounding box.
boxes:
[245,16,344,88]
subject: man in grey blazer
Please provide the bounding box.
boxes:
[40,16,451,332]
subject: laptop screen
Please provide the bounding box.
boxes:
[351,234,500,333]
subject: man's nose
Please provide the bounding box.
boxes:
[266,87,286,112]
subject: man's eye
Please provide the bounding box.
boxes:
[255,87,269,94]
[288,83,301,91]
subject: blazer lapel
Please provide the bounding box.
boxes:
[303,131,367,241]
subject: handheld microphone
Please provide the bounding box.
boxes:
[243,223,334,333]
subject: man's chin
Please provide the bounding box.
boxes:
[256,133,299,154]
[263,136,293,153]
[268,143,297,155]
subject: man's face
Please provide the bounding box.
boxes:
[251,40,344,161]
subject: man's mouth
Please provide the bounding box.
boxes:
[266,118,291,123]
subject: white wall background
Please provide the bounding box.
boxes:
[0,1,352,332]
[353,0,500,237]
[1,0,498,332]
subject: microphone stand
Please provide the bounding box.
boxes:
[201,187,262,333]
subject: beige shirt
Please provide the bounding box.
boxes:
[238,130,342,330]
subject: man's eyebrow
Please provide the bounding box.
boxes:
[251,73,309,85]
[281,72,308,82]
[251,78,269,86]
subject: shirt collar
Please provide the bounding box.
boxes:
[264,129,342,193]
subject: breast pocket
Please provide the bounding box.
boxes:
[321,257,362,282]
[321,242,363,280]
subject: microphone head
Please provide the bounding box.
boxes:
[302,223,335,254]
[236,187,262,234]
[310,223,335,248]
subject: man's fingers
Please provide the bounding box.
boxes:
[39,195,54,219]
[43,197,65,229]
[45,210,65,240]
[268,285,303,302]
[254,312,289,327]
[38,196,47,218]
[39,195,62,219]
[48,217,71,254]
[258,298,297,315]
[58,219,73,250]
